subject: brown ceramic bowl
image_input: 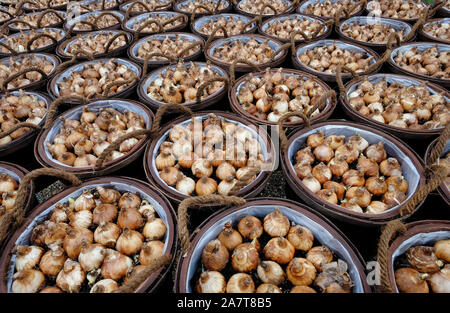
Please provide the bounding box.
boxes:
[281,120,426,226]
[64,10,125,35]
[144,111,275,204]
[121,11,188,37]
[0,176,177,293]
[229,68,336,128]
[6,10,67,32]
[384,220,450,293]
[0,91,51,157]
[340,73,450,139]
[419,18,450,44]
[35,99,153,178]
[297,0,365,20]
[175,197,372,293]
[292,39,381,83]
[191,13,257,40]
[424,138,450,205]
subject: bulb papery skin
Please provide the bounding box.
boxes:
[15,245,44,272]
[286,257,317,286]
[90,279,119,293]
[257,260,285,285]
[94,222,120,247]
[101,249,133,281]
[395,267,429,293]
[256,284,282,293]
[429,265,450,293]
[39,245,67,277]
[238,216,263,240]
[226,273,255,293]
[78,243,106,272]
[434,240,450,263]
[12,269,46,293]
[63,227,94,259]
[287,225,314,252]
[263,208,290,237]
[231,243,259,273]
[202,240,229,272]
[116,228,144,256]
[217,222,242,251]
[143,216,167,240]
[56,259,86,293]
[306,246,334,272]
[263,237,295,265]
[139,240,164,266]
[196,271,226,293]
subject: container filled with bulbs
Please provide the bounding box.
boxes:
[0,53,59,92]
[0,177,177,293]
[72,0,120,13]
[234,0,295,17]
[174,0,231,16]
[366,0,429,22]
[144,112,274,203]
[281,120,426,225]
[381,220,450,293]
[205,34,287,72]
[128,33,204,68]
[119,0,173,16]
[48,58,141,101]
[0,161,33,215]
[0,28,66,57]
[425,139,450,205]
[138,60,228,111]
[22,0,70,11]
[35,99,153,177]
[56,30,132,60]
[6,10,67,31]
[175,199,372,293]
[0,90,50,156]
[298,0,364,19]
[64,11,125,34]
[293,39,380,82]
[388,43,450,87]
[122,11,188,37]
[191,13,257,40]
[340,73,450,139]
[420,18,450,44]
[229,68,336,126]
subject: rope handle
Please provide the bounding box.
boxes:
[54,49,95,74]
[68,21,98,34]
[36,9,65,28]
[43,95,89,129]
[14,0,39,15]
[428,0,445,18]
[142,53,176,77]
[195,77,228,103]
[241,15,262,34]
[134,19,164,37]
[229,58,261,86]
[102,73,139,97]
[204,26,229,49]
[79,4,93,12]
[386,32,401,50]
[0,41,17,55]
[270,42,292,62]
[228,167,262,195]
[0,67,48,92]
[428,123,450,166]
[0,168,82,246]
[163,14,186,28]
[336,64,360,96]
[178,195,246,254]
[1,20,35,31]
[0,122,40,139]
[366,48,391,74]
[104,31,129,53]
[154,0,173,11]
[377,220,407,293]
[403,6,428,42]
[260,3,277,15]
[0,8,14,19]
[93,12,122,29]
[334,7,349,29]
[190,5,213,25]
[177,40,203,58]
[125,1,152,19]
[347,0,366,16]
[150,103,195,138]
[286,0,300,11]
[213,0,223,13]
[101,0,106,10]
[26,32,58,52]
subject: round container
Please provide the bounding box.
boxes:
[144,111,275,204]
[424,138,450,205]
[292,39,380,83]
[259,13,332,44]
[234,0,295,18]
[281,120,426,226]
[175,198,372,293]
[298,0,365,19]
[388,42,450,88]
[74,0,121,12]
[22,0,70,11]
[64,10,125,34]
[56,29,133,60]
[128,32,204,68]
[0,176,177,293]
[119,0,173,16]
[48,57,141,103]
[0,28,66,57]
[419,18,450,44]
[336,16,414,51]
[383,220,450,293]
[340,73,450,139]
[121,11,188,37]
[0,91,51,157]
[7,10,67,32]
[364,0,430,23]
[205,34,287,73]
[229,68,336,127]
[35,98,153,178]
[138,61,228,111]
[174,0,232,16]
[191,13,257,40]
[0,52,60,92]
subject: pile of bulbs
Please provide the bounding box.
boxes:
[24,0,69,9]
[303,0,360,18]
[367,0,426,19]
[0,29,64,54]
[299,41,373,74]
[264,16,325,41]
[294,132,409,214]
[0,11,10,23]
[66,32,127,56]
[0,91,47,146]
[196,209,354,293]
[238,0,290,15]
[395,239,450,293]
[46,107,145,167]
[136,35,200,61]
[211,37,275,65]
[197,16,250,37]
[10,187,167,293]
[341,22,406,43]
[78,1,118,12]
[146,61,224,104]
[130,14,185,33]
[72,13,121,31]
[348,78,449,129]
[57,59,137,98]
[11,11,64,30]
[0,55,55,90]
[237,68,325,122]
[0,173,18,214]
[423,21,450,41]
[124,0,171,13]
[178,0,228,13]
[154,113,265,196]
[393,45,450,79]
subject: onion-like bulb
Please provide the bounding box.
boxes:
[192,159,213,178]
[380,158,402,177]
[306,246,333,271]
[386,176,409,194]
[117,207,143,230]
[287,225,314,252]
[101,249,133,280]
[155,151,176,170]
[50,204,68,223]
[345,186,371,208]
[202,239,229,271]
[335,143,359,164]
[96,186,120,204]
[196,271,226,293]
[195,176,218,196]
[365,177,387,196]
[176,174,195,195]
[116,228,144,256]
[313,144,334,162]
[74,190,96,211]
[63,227,94,259]
[365,142,387,163]
[291,286,317,293]
[257,260,285,285]
[382,185,406,208]
[256,284,282,293]
[217,222,242,251]
[429,265,450,293]
[138,200,156,216]
[323,181,346,200]
[56,259,86,293]
[231,242,259,273]
[342,169,365,187]
[434,240,450,263]
[328,156,349,177]
[217,176,238,196]
[118,192,141,210]
[302,174,321,193]
[295,147,314,164]
[92,203,117,225]
[215,162,236,181]
[94,222,120,247]
[39,245,67,277]
[0,173,18,193]
[12,269,45,293]
[264,237,295,264]
[90,279,119,293]
[139,240,164,266]
[237,215,263,240]
[406,246,443,273]
[68,210,92,229]
[356,155,379,177]
[324,135,345,150]
[347,134,368,152]
[395,267,429,293]
[226,273,255,293]
[143,213,167,240]
[14,245,43,272]
[78,243,106,272]
[39,286,63,293]
[263,208,290,237]
[366,201,388,214]
[286,258,316,286]
[307,131,324,148]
